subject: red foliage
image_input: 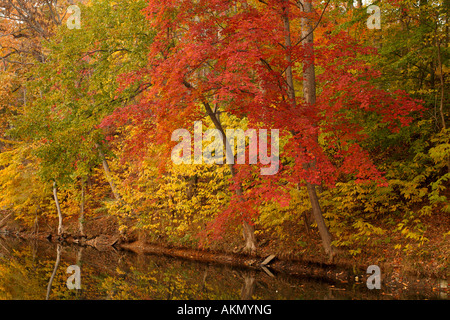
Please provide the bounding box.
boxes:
[104,0,422,239]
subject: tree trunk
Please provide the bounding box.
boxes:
[242,218,257,254]
[435,32,450,173]
[46,244,61,300]
[240,271,256,300]
[436,38,446,130]
[283,0,335,260]
[77,246,83,266]
[52,181,64,236]
[96,144,121,201]
[300,0,335,260]
[204,101,257,254]
[79,181,86,237]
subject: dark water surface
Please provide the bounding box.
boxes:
[0,236,446,300]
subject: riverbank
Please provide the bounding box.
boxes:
[2,235,445,300]
[0,210,448,295]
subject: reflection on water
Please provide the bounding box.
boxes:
[0,237,446,300]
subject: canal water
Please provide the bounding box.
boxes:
[0,236,446,300]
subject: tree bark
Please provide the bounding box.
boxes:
[435,30,450,173]
[204,101,257,254]
[96,143,121,201]
[46,244,61,300]
[282,0,335,260]
[436,38,446,130]
[52,181,63,236]
[79,181,86,237]
[240,271,256,300]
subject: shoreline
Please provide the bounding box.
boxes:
[3,228,352,279]
[2,228,448,295]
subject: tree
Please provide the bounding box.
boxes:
[9,0,153,234]
[280,0,335,259]
[105,0,422,257]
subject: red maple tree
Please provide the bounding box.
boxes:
[102,0,422,256]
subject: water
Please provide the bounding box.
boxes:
[0,236,446,300]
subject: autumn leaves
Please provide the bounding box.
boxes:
[1,0,446,262]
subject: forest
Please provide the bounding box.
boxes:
[0,0,448,280]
